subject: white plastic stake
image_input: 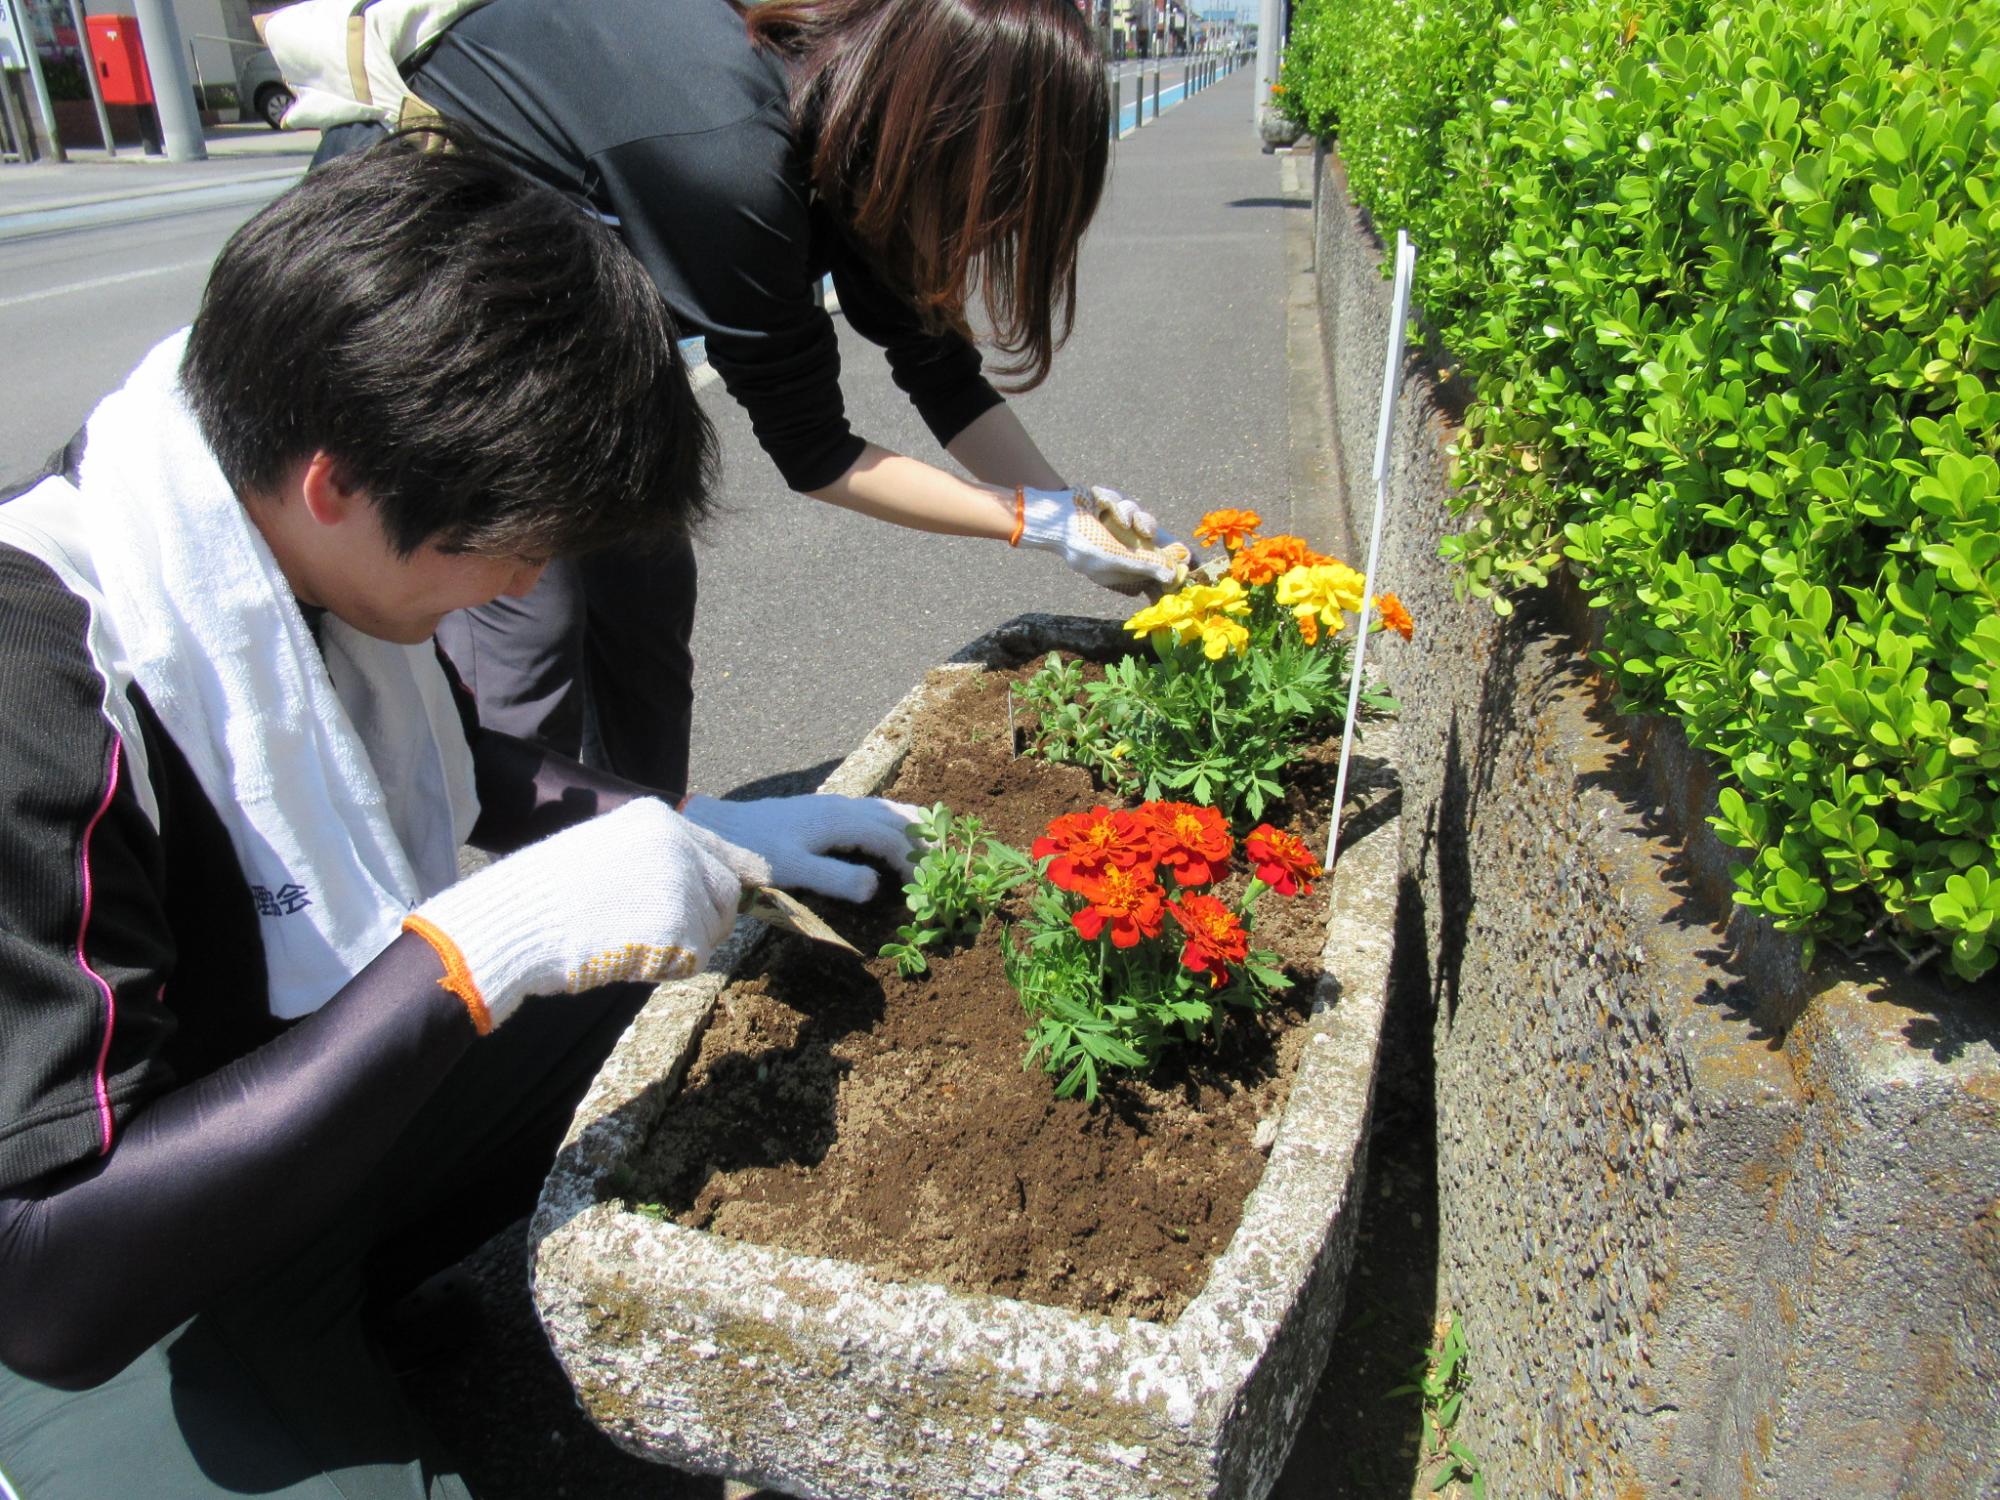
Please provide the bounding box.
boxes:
[1326,229,1417,872]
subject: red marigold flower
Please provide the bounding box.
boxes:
[1193,507,1263,552]
[1071,864,1167,948]
[1032,805,1156,891]
[1169,892,1249,987]
[1144,800,1234,887]
[1245,824,1322,897]
[1376,591,1414,641]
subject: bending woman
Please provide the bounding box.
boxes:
[285,0,1178,795]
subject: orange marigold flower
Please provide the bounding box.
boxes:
[1245,824,1322,897]
[1229,534,1327,587]
[1144,800,1234,887]
[1375,591,1414,640]
[1071,864,1168,948]
[1032,805,1156,891]
[1194,507,1263,552]
[1169,892,1250,987]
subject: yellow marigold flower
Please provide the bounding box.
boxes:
[1375,591,1414,640]
[1178,577,1252,620]
[1194,508,1263,552]
[1124,590,1199,641]
[1277,562,1368,644]
[1196,614,1251,659]
[1230,534,1328,587]
[1129,578,1252,652]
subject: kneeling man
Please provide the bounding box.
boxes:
[0,132,912,1499]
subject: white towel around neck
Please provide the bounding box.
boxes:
[0,331,479,1018]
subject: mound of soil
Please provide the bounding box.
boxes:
[628,659,1346,1323]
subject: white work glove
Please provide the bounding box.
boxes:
[1015,485,1186,595]
[681,793,923,903]
[404,799,767,1032]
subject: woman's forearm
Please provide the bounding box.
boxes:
[805,403,1072,537]
[805,443,1020,538]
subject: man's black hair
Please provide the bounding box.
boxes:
[182,127,715,558]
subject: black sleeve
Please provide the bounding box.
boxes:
[591,129,868,493]
[467,728,642,853]
[826,234,1005,452]
[591,130,1004,489]
[0,551,478,1390]
[430,643,644,853]
[0,937,472,1390]
[0,548,180,1194]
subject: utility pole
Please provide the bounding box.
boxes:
[130,0,204,159]
[2,0,64,161]
[1254,0,1283,131]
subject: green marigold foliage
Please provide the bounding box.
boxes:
[1283,0,2000,981]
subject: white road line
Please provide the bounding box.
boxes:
[0,259,212,313]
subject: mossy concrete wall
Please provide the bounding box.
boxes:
[1309,144,2000,1497]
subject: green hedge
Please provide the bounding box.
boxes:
[1285,0,2000,982]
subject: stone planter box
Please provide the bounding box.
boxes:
[528,613,1403,1500]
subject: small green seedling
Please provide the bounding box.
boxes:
[879,804,1033,976]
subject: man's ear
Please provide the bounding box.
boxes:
[298,452,361,528]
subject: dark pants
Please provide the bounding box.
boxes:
[314,122,700,800]
[0,984,649,1499]
[434,546,699,800]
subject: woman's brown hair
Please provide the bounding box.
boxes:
[745,0,1109,391]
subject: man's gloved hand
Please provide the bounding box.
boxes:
[1015,485,1189,595]
[681,794,923,903]
[404,798,766,1032]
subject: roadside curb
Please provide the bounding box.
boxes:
[0,168,306,243]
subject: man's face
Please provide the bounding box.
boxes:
[267,455,550,645]
[324,519,549,645]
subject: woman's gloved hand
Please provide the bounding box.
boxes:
[404,798,766,1032]
[681,793,923,903]
[1014,485,1187,595]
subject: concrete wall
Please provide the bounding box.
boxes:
[1308,144,2000,1498]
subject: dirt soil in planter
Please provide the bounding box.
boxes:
[629,660,1346,1323]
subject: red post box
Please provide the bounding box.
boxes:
[86,16,155,108]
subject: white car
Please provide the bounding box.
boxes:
[235,45,294,129]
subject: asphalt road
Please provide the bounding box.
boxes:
[0,200,264,480]
[0,69,1290,805]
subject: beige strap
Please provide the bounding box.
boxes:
[345,10,372,106]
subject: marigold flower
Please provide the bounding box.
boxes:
[1032,806,1156,891]
[1169,892,1249,987]
[1145,801,1234,886]
[1194,508,1263,551]
[1124,589,1201,646]
[1245,824,1322,897]
[1229,534,1327,587]
[1180,578,1252,616]
[1375,591,1414,640]
[1071,864,1168,948]
[1276,562,1368,645]
[1127,578,1252,652]
[1196,613,1251,659]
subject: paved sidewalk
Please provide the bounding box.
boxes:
[402,65,1359,1500]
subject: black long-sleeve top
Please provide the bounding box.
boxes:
[0,468,646,1389]
[408,0,1005,493]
